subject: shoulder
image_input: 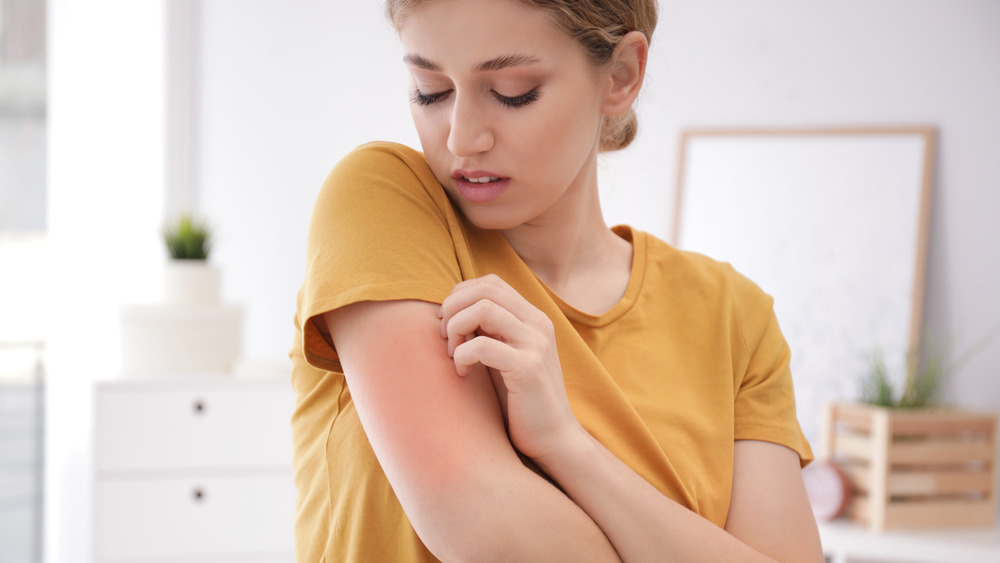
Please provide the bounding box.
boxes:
[334,140,427,171]
[635,230,776,333]
[314,141,450,219]
[325,141,437,191]
[641,231,768,300]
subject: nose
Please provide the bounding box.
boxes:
[446,92,494,157]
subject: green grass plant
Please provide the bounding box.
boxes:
[860,328,997,408]
[163,214,212,260]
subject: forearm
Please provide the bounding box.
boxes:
[536,428,775,563]
[418,461,620,562]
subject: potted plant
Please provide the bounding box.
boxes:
[119,213,243,376]
[162,213,219,306]
[163,213,212,260]
[819,341,998,531]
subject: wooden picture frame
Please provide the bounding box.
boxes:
[674,128,935,442]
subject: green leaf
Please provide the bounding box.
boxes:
[163,213,212,260]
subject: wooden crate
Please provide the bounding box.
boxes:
[819,402,998,531]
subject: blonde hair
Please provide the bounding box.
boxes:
[385,0,658,152]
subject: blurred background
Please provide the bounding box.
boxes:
[0,0,997,561]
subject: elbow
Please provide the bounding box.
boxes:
[405,473,619,563]
[417,516,558,563]
[405,480,517,562]
[422,532,505,563]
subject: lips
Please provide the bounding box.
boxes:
[452,169,510,203]
[452,169,506,182]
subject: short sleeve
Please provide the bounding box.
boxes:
[730,270,814,467]
[295,142,463,372]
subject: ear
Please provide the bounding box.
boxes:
[601,31,649,117]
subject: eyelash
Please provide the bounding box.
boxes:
[410,88,541,109]
[497,89,540,109]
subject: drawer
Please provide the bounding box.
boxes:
[0,435,39,466]
[0,467,38,504]
[0,504,39,563]
[94,472,295,560]
[94,379,294,472]
[0,411,38,437]
[0,383,39,427]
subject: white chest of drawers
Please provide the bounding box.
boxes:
[92,375,296,562]
[0,378,42,563]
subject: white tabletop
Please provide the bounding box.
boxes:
[818,518,1000,563]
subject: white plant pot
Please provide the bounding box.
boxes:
[164,259,220,305]
[119,303,243,375]
[118,259,244,376]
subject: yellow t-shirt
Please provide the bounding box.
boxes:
[289,141,813,562]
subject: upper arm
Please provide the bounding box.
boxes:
[725,440,824,562]
[325,299,512,527]
[324,299,617,561]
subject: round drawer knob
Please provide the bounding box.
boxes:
[192,487,206,502]
[192,400,206,415]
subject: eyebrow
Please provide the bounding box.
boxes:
[402,53,543,73]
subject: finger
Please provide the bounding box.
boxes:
[442,275,525,319]
[441,274,541,330]
[445,298,523,357]
[452,335,518,377]
[486,367,510,427]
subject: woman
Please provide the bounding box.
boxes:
[290,0,823,561]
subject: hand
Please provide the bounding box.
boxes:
[439,274,580,460]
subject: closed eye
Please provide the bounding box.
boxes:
[494,89,540,109]
[410,89,452,106]
[410,88,540,109]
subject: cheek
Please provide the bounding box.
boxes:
[410,110,455,185]
[534,81,599,138]
[517,94,600,164]
[411,109,444,144]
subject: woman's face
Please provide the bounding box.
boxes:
[398,0,609,231]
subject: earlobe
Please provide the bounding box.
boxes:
[602,31,648,116]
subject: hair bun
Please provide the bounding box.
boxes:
[600,108,638,152]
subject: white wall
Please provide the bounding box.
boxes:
[197,0,417,364]
[44,2,1000,558]
[47,1,165,560]
[637,0,1000,422]
[197,0,1000,435]
[634,1,1000,438]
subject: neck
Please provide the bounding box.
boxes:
[499,161,627,295]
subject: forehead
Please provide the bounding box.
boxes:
[397,0,582,71]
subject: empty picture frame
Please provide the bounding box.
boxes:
[673,128,935,441]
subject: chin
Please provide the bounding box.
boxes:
[457,206,526,232]
[440,190,517,231]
